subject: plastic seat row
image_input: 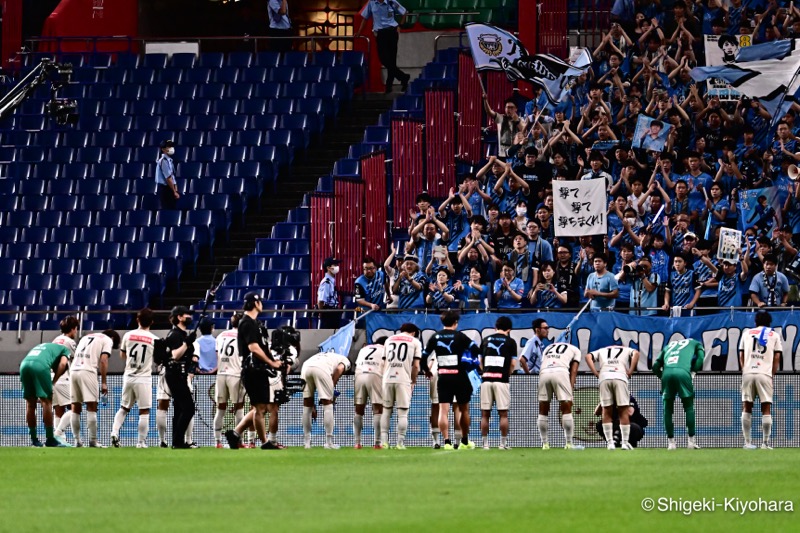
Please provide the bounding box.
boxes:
[237,254,311,272]
[0,288,147,309]
[1,273,149,292]
[2,208,211,229]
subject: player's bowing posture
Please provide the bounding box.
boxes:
[586,344,639,450]
[52,317,79,444]
[739,310,783,449]
[111,309,158,448]
[380,324,422,449]
[353,337,387,449]
[479,316,517,450]
[301,351,351,449]
[214,313,245,448]
[537,341,582,449]
[652,338,705,450]
[70,329,120,447]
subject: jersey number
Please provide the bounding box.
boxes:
[663,339,691,358]
[363,347,378,361]
[223,338,236,357]
[387,343,408,362]
[128,343,143,364]
[751,337,767,355]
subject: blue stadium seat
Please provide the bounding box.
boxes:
[205,161,232,179]
[107,258,136,275]
[326,65,354,85]
[87,84,114,100]
[333,158,360,177]
[6,212,34,228]
[214,66,240,83]
[236,130,263,146]
[255,239,281,255]
[21,227,49,243]
[33,242,62,260]
[153,242,182,277]
[24,273,54,291]
[142,84,169,101]
[221,115,248,131]
[158,68,183,84]
[139,226,167,243]
[120,130,148,148]
[75,178,104,196]
[268,287,296,302]
[49,227,78,244]
[157,99,184,116]
[19,179,46,196]
[95,242,122,259]
[241,67,267,84]
[254,82,281,99]
[268,97,295,114]
[171,53,197,68]
[281,51,308,68]
[143,53,168,69]
[186,210,216,245]
[192,115,219,130]
[50,257,78,275]
[18,259,47,275]
[206,130,233,147]
[313,51,338,67]
[20,195,48,211]
[155,210,182,226]
[131,180,157,195]
[136,258,165,291]
[284,271,310,287]
[285,240,310,255]
[119,162,147,180]
[184,97,211,115]
[70,289,99,307]
[5,274,23,289]
[0,194,17,211]
[282,81,310,98]
[0,228,18,245]
[130,68,155,85]
[170,83,197,100]
[177,130,204,148]
[125,211,152,227]
[101,68,127,84]
[65,243,93,260]
[105,116,133,132]
[220,146,246,163]
[197,83,225,100]
[165,114,191,132]
[134,115,162,130]
[250,114,279,131]
[238,256,266,271]
[185,67,212,84]
[226,51,253,67]
[90,162,117,179]
[110,226,138,244]
[117,84,141,101]
[198,52,225,69]
[107,183,133,199]
[213,99,239,116]
[9,289,37,307]
[192,146,217,163]
[19,147,45,163]
[122,242,151,259]
[101,99,128,116]
[33,163,60,182]
[87,274,115,291]
[169,226,199,261]
[269,67,297,84]
[63,210,91,228]
[90,131,116,149]
[80,195,109,211]
[256,51,281,68]
[76,258,104,274]
[252,271,281,287]
[188,178,217,195]
[54,273,82,291]
[298,66,324,83]
[240,99,267,116]
[94,210,123,227]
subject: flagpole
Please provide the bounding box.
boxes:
[527,101,550,137]
[556,299,591,344]
[769,60,800,130]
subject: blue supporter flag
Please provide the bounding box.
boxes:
[318,319,356,356]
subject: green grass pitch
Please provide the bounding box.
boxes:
[0,448,797,532]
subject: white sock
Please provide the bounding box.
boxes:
[302,407,312,444]
[112,409,128,438]
[562,414,574,445]
[454,429,462,444]
[500,435,508,447]
[268,432,277,443]
[482,435,488,447]
[234,408,244,427]
[537,415,548,445]
[602,423,614,444]
[620,424,630,444]
[71,412,81,443]
[741,412,752,444]
[372,414,382,445]
[213,408,225,443]
[185,417,194,444]
[138,414,149,444]
[762,415,773,444]
[431,427,441,445]
[54,416,61,431]
[397,410,408,446]
[381,407,392,445]
[157,410,167,443]
[353,414,363,445]
[323,405,335,443]
[55,411,71,437]
[88,411,97,443]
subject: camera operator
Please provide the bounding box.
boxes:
[225,292,283,450]
[164,306,199,449]
[628,256,660,316]
[263,326,301,449]
[613,243,639,312]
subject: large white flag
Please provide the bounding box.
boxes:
[553,179,608,237]
[465,23,526,73]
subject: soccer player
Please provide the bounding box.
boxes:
[111,308,158,448]
[52,316,79,444]
[739,311,783,449]
[479,316,517,450]
[586,344,640,450]
[537,341,582,450]
[301,351,352,449]
[652,338,705,450]
[70,329,120,448]
[424,311,481,450]
[19,343,71,447]
[214,313,245,448]
[380,324,422,449]
[353,337,388,449]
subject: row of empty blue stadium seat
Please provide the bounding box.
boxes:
[1,208,215,228]
[66,65,358,85]
[0,224,207,245]
[2,174,260,196]
[13,97,332,122]
[1,273,150,292]
[0,288,147,308]
[21,50,365,70]
[0,257,168,279]
[237,254,311,272]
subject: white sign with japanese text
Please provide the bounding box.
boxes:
[553,178,608,237]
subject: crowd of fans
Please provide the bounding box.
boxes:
[350,0,800,314]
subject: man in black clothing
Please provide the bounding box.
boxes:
[594,394,648,447]
[423,310,481,450]
[164,305,198,449]
[479,316,517,450]
[225,292,282,450]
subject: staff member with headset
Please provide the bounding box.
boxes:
[155,139,179,210]
[225,292,283,450]
[357,0,411,94]
[164,305,198,449]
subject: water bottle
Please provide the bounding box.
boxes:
[100,392,108,407]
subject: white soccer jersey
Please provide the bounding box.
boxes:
[52,334,77,384]
[355,344,387,376]
[383,333,422,385]
[540,342,582,375]
[121,329,157,381]
[216,329,241,377]
[301,352,351,378]
[71,333,112,374]
[589,345,636,383]
[739,326,783,376]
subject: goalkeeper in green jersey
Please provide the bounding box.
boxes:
[652,338,705,450]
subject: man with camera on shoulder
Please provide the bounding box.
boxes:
[225,292,283,450]
[627,255,660,316]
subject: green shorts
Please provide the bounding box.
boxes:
[19,361,53,400]
[661,371,694,401]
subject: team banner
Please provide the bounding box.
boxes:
[553,178,608,237]
[365,311,800,371]
[318,318,356,355]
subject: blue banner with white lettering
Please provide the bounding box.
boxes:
[365,312,800,371]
